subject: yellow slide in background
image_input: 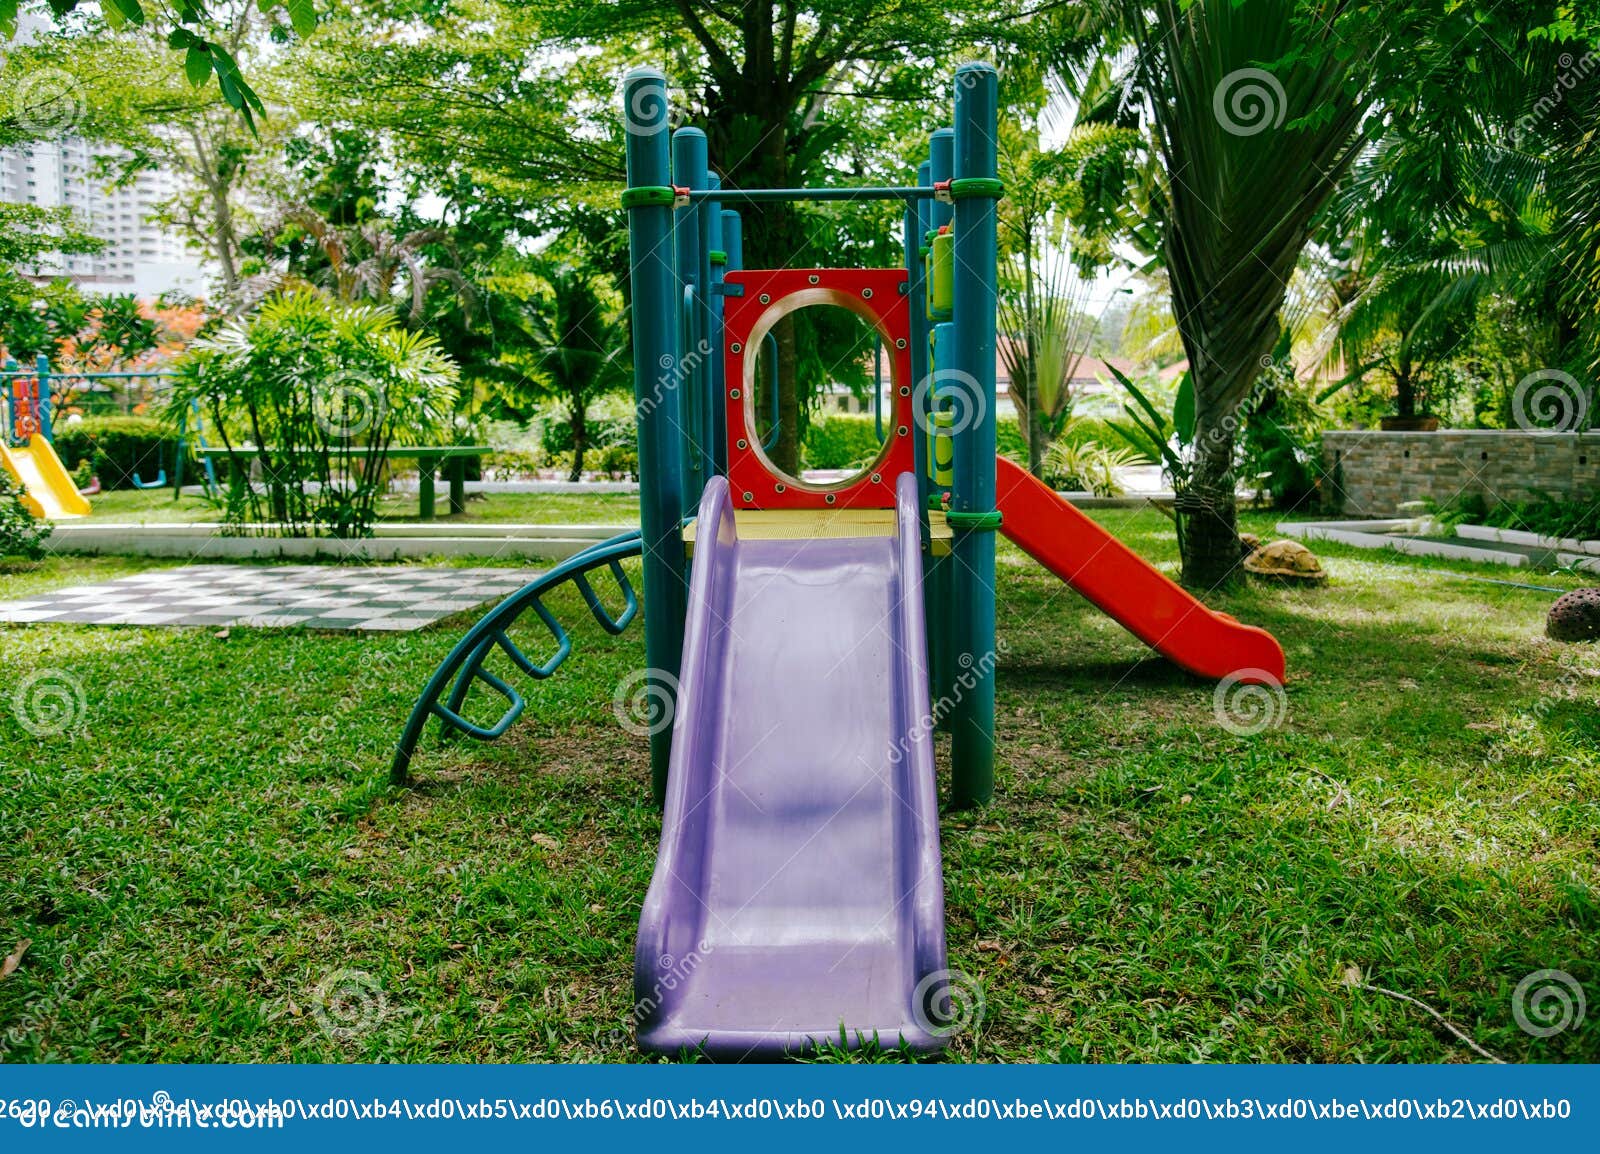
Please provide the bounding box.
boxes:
[0,435,91,519]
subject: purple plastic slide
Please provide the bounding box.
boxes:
[634,473,949,1058]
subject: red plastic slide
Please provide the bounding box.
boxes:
[994,456,1285,684]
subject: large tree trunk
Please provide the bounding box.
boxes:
[568,394,587,482]
[771,317,801,473]
[1395,349,1417,418]
[707,73,803,472]
[1181,406,1243,590]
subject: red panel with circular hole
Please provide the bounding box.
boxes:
[723,268,914,510]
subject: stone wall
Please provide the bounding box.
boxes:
[1321,430,1600,515]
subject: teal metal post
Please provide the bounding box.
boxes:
[623,69,689,803]
[673,127,711,506]
[926,128,957,724]
[1,357,14,445]
[706,178,728,474]
[949,63,1000,808]
[34,355,51,442]
[906,160,931,508]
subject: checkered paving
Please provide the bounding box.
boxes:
[0,565,541,631]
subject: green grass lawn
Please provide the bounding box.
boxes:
[1,503,1596,1062]
[85,487,640,526]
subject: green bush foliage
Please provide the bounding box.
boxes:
[801,414,884,470]
[170,289,459,538]
[1435,493,1600,543]
[53,415,186,491]
[802,412,1123,474]
[0,468,52,560]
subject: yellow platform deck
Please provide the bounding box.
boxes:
[683,508,951,557]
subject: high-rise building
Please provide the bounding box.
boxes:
[0,137,210,297]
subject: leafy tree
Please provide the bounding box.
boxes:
[1316,5,1590,425]
[305,0,1017,472]
[257,207,474,323]
[171,287,460,536]
[0,204,102,268]
[1,0,317,131]
[503,264,631,481]
[1,3,295,297]
[995,64,1132,475]
[1068,0,1382,588]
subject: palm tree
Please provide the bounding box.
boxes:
[1084,0,1377,588]
[260,207,474,323]
[515,265,631,482]
[998,211,1096,476]
[1321,31,1591,420]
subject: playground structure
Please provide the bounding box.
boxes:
[392,63,1285,1058]
[1,361,90,519]
[0,357,214,509]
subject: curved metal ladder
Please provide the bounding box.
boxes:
[390,530,643,784]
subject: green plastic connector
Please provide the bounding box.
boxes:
[708,250,727,265]
[945,509,1003,531]
[620,185,676,209]
[948,177,1006,200]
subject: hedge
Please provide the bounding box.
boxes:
[802,412,1122,472]
[802,414,884,470]
[53,415,189,491]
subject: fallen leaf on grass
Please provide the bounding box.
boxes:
[2,939,32,979]
[214,628,230,640]
[531,833,560,851]
[1342,965,1363,987]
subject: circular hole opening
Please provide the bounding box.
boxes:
[746,294,898,493]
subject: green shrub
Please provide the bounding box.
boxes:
[53,415,185,491]
[996,416,1026,463]
[597,442,638,477]
[0,468,52,560]
[799,410,1122,474]
[802,414,884,470]
[170,289,459,538]
[996,415,1118,468]
[1042,433,1141,496]
[483,449,543,480]
[1434,493,1600,542]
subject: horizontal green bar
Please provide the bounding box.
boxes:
[688,186,933,204]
